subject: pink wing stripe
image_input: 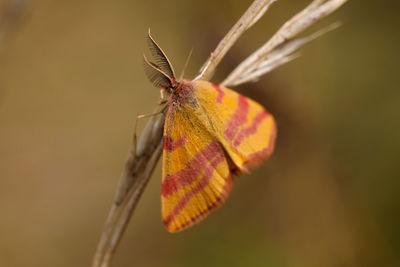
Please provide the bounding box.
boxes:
[163,136,187,152]
[224,95,249,141]
[233,111,269,147]
[246,124,276,162]
[162,140,222,197]
[163,152,225,227]
[211,83,225,104]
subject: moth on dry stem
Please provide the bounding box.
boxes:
[92,0,348,266]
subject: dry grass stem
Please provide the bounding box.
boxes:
[92,113,164,267]
[100,140,163,267]
[195,0,276,81]
[222,22,342,87]
[222,0,347,87]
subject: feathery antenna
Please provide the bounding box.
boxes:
[147,29,176,81]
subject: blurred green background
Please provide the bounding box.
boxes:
[0,0,399,266]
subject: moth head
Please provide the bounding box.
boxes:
[143,29,177,92]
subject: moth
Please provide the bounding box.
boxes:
[144,32,276,232]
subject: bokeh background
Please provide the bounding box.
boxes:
[1,0,399,266]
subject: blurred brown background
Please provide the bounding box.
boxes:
[0,0,399,266]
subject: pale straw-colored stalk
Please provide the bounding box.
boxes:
[222,0,347,87]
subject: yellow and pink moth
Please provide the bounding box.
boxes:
[144,32,276,232]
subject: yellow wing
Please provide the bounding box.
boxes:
[162,96,232,232]
[161,80,276,232]
[193,80,276,172]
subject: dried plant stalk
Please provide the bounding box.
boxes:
[222,0,348,86]
[100,140,163,267]
[222,21,342,87]
[92,114,164,267]
[195,0,276,81]
[92,1,347,266]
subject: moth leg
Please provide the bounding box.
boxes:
[158,88,168,105]
[137,109,164,119]
[137,112,161,119]
[137,104,168,119]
